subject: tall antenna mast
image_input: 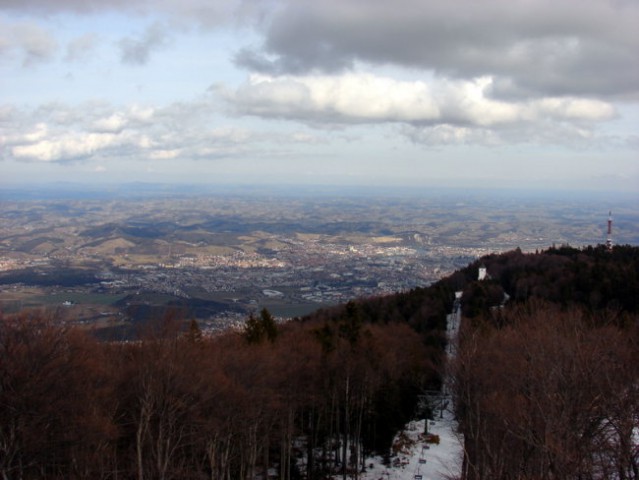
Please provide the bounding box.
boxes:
[606,211,613,251]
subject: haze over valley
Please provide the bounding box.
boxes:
[1,185,636,337]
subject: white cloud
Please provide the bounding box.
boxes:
[225,73,616,130]
[92,113,128,132]
[9,128,157,162]
[0,98,328,164]
[535,98,616,121]
[0,122,48,146]
[227,73,439,123]
[0,70,623,169]
[128,105,155,122]
[11,132,121,162]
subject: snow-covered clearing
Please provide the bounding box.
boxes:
[356,410,463,480]
[351,294,464,480]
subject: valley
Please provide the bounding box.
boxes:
[1,187,637,336]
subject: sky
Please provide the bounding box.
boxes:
[1,0,638,192]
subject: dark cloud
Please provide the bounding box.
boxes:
[234,0,639,99]
[10,0,636,98]
[234,41,354,75]
[0,0,245,27]
[0,0,133,13]
[0,20,58,66]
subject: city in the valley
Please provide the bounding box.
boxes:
[1,185,637,337]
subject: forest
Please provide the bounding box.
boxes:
[0,305,437,480]
[1,244,638,479]
[448,245,639,479]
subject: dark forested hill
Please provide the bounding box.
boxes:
[1,244,637,479]
[465,244,639,314]
[447,245,639,480]
[304,244,639,479]
[304,243,639,341]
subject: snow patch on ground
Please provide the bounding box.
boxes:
[328,294,464,480]
[357,407,463,480]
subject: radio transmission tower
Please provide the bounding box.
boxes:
[606,211,613,251]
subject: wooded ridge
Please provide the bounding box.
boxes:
[1,244,637,479]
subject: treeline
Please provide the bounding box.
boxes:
[304,279,454,360]
[450,245,639,479]
[457,244,639,318]
[0,304,436,480]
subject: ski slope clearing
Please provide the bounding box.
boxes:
[357,410,462,480]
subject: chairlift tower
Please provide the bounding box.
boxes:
[606,211,613,251]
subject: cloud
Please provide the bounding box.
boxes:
[118,22,170,65]
[5,0,637,100]
[224,73,437,123]
[148,148,180,160]
[402,121,601,148]
[0,20,58,66]
[0,0,132,13]
[235,0,639,99]
[1,103,160,162]
[0,98,325,164]
[402,124,501,147]
[224,73,616,129]
[65,33,98,62]
[0,0,246,28]
[92,113,128,132]
[11,132,125,162]
[5,0,638,96]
